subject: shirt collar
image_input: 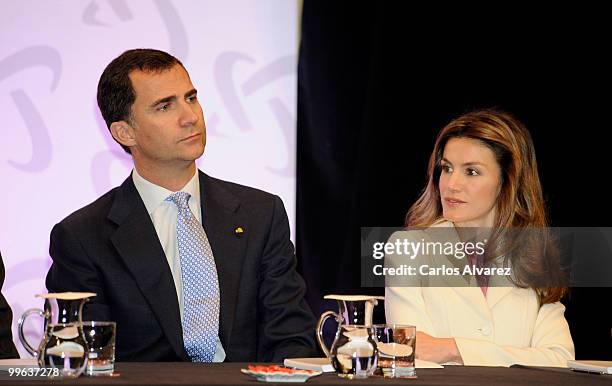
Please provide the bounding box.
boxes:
[132,168,201,215]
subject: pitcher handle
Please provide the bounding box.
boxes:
[316,310,339,358]
[18,308,45,356]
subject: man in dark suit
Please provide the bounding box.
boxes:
[46,49,317,362]
[0,251,19,359]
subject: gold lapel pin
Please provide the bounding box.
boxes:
[234,226,245,237]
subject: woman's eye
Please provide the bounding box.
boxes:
[187,95,198,103]
[158,103,169,111]
[441,165,453,173]
[466,168,479,176]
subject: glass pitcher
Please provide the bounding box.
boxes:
[316,294,383,358]
[329,325,378,379]
[17,292,95,369]
[43,322,90,378]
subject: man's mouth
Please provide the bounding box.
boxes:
[181,133,202,142]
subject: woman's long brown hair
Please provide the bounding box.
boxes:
[406,109,566,304]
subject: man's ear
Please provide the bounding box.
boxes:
[110,120,137,149]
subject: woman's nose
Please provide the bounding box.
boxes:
[446,172,463,192]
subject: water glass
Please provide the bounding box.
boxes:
[373,324,416,378]
[82,321,116,376]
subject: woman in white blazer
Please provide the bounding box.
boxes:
[385,109,574,367]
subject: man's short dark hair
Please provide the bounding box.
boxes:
[97,48,184,154]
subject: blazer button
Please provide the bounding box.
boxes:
[478,325,492,336]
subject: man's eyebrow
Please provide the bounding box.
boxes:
[149,89,197,109]
[185,88,197,98]
[150,95,176,109]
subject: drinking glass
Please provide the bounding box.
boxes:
[82,321,116,376]
[373,324,416,378]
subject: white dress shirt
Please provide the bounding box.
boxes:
[132,168,226,362]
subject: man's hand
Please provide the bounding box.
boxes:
[415,331,463,364]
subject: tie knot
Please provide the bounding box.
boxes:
[166,191,191,210]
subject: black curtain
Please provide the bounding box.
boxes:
[297,2,612,359]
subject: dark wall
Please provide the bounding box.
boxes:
[297,2,612,359]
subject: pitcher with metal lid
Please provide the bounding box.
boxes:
[316,294,383,377]
[18,292,95,377]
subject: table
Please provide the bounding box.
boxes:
[1,362,611,385]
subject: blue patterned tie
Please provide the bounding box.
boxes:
[166,191,220,362]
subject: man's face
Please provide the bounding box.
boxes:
[127,64,206,169]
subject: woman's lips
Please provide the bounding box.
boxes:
[444,198,466,207]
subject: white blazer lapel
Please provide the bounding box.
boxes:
[427,221,495,318]
[486,286,514,308]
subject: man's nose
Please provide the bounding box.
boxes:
[179,103,199,126]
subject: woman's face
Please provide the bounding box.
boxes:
[438,137,502,228]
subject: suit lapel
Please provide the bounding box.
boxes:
[199,171,248,351]
[426,222,490,317]
[108,176,188,361]
[486,287,514,308]
[425,224,471,287]
[486,261,514,308]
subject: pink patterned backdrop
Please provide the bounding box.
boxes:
[0,0,297,357]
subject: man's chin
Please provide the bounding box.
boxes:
[187,152,204,163]
[186,143,205,160]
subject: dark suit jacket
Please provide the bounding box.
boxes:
[0,251,19,359]
[46,171,317,362]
